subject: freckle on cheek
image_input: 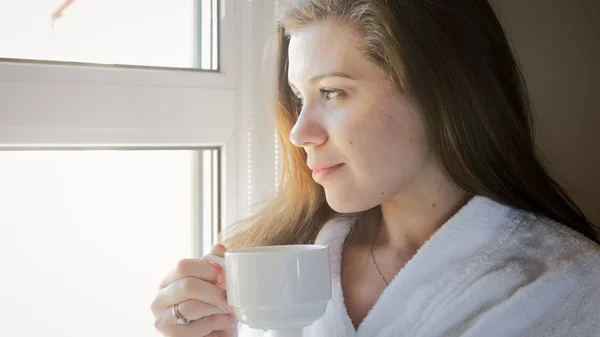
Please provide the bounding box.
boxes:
[349,140,353,145]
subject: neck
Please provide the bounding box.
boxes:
[378,171,472,253]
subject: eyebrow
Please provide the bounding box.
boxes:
[288,72,357,88]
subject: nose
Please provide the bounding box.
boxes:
[289,107,328,148]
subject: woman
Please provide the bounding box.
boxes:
[151,1,600,336]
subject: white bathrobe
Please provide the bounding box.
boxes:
[236,196,600,336]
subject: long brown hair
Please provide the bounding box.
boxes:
[223,0,599,249]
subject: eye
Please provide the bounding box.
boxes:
[320,88,344,101]
[292,94,304,112]
[291,88,345,115]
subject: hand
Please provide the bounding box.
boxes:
[151,244,236,337]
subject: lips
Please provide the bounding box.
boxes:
[309,163,344,182]
[309,163,343,172]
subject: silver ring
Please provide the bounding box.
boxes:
[173,303,191,325]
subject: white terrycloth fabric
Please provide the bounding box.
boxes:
[237,196,600,337]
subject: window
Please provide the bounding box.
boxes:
[0,0,279,336]
[0,148,220,337]
[0,0,237,226]
[0,0,219,70]
[0,0,237,334]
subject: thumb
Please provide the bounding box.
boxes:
[208,244,228,290]
[210,243,228,258]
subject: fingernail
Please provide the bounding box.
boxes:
[227,305,235,314]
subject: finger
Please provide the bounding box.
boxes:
[210,243,227,257]
[157,299,227,326]
[159,244,228,290]
[206,330,234,337]
[159,258,220,289]
[208,244,228,291]
[157,313,236,337]
[152,277,229,315]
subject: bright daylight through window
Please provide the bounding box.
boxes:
[0,149,220,337]
[0,0,225,336]
[0,0,218,69]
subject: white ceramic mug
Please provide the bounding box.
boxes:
[202,245,332,331]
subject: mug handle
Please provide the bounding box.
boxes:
[201,253,226,269]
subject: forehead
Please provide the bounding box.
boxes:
[287,22,366,84]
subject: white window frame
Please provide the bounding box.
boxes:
[0,0,281,239]
[0,0,238,233]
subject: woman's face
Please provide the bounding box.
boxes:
[288,21,438,213]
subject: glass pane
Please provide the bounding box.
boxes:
[0,0,218,70]
[200,149,220,256]
[0,149,219,337]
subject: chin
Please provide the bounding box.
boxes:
[323,188,378,213]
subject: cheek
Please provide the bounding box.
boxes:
[346,106,415,152]
[340,102,427,177]
[321,102,430,212]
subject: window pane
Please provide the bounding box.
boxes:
[0,149,219,336]
[0,0,218,70]
[200,149,221,256]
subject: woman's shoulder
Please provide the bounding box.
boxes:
[506,209,600,266]
[517,216,600,336]
[502,210,600,331]
[457,203,600,336]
